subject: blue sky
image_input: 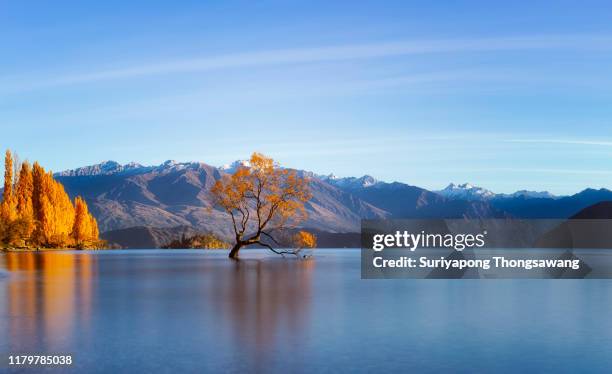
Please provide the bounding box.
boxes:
[3,1,612,194]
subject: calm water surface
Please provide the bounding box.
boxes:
[1,249,612,373]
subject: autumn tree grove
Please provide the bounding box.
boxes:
[0,150,102,249]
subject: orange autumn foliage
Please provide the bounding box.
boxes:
[1,150,17,222]
[14,161,34,238]
[0,150,102,249]
[293,230,317,249]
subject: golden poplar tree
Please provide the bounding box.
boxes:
[15,162,34,219]
[1,150,17,222]
[31,161,45,244]
[72,196,99,247]
[3,150,13,201]
[89,214,99,240]
[72,196,88,245]
[9,161,35,245]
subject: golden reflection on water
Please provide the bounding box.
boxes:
[3,252,95,351]
[1,251,315,362]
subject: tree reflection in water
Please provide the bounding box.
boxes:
[3,252,95,352]
[205,257,315,370]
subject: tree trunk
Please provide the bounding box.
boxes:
[229,242,243,259]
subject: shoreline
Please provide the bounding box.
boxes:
[1,247,117,252]
[0,247,233,252]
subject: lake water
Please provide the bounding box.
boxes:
[1,249,612,373]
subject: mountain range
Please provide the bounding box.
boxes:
[54,160,612,248]
[436,183,558,201]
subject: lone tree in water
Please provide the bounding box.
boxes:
[211,152,316,259]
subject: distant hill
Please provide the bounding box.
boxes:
[101,226,200,249]
[535,201,612,249]
[571,201,612,219]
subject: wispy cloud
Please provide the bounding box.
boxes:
[4,34,612,93]
[440,167,612,175]
[506,138,612,147]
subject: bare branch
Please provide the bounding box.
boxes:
[261,230,281,246]
[256,241,299,257]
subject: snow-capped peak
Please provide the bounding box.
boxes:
[358,175,378,187]
[153,160,198,172]
[436,182,496,201]
[323,175,379,189]
[437,183,558,201]
[57,159,210,177]
[219,160,251,173]
[56,161,147,177]
[499,190,558,199]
